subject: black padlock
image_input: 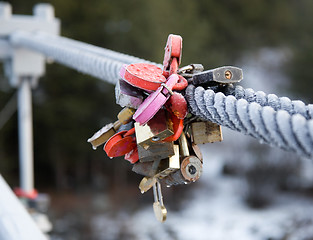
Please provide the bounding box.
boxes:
[192,66,243,85]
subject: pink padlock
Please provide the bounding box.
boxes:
[119,64,127,78]
[133,74,179,125]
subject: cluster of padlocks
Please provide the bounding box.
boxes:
[88,34,243,222]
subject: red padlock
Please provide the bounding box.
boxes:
[163,113,184,142]
[173,75,188,91]
[123,63,167,91]
[166,91,188,119]
[163,58,188,91]
[163,34,182,74]
[124,147,139,164]
[104,128,137,158]
[163,39,188,91]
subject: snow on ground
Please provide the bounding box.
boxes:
[90,48,313,240]
[91,140,313,240]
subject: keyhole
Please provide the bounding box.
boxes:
[225,70,232,80]
[188,165,197,175]
[152,136,160,142]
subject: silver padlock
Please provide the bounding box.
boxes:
[115,79,144,109]
[178,64,204,79]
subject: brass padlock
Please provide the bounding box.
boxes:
[139,176,157,193]
[137,141,174,162]
[117,107,136,125]
[156,145,180,179]
[161,134,203,186]
[87,121,121,149]
[135,109,174,150]
[191,121,222,144]
[179,132,190,158]
[152,181,167,222]
[192,143,203,162]
[87,107,135,149]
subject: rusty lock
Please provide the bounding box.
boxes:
[191,121,223,145]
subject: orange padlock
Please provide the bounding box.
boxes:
[104,128,137,158]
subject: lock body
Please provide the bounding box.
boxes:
[137,142,174,162]
[156,145,180,179]
[87,122,120,149]
[115,79,143,109]
[191,121,223,144]
[192,66,243,85]
[135,109,174,150]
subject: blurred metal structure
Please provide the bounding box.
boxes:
[1,0,313,236]
[0,175,48,240]
[17,77,35,194]
[0,2,59,237]
[0,2,60,197]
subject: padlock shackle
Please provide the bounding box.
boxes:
[163,116,184,142]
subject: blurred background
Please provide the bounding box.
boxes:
[1,0,313,239]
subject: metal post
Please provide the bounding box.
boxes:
[17,77,34,194]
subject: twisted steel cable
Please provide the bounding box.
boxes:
[10,31,159,85]
[9,30,313,158]
[226,85,313,120]
[186,84,313,159]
